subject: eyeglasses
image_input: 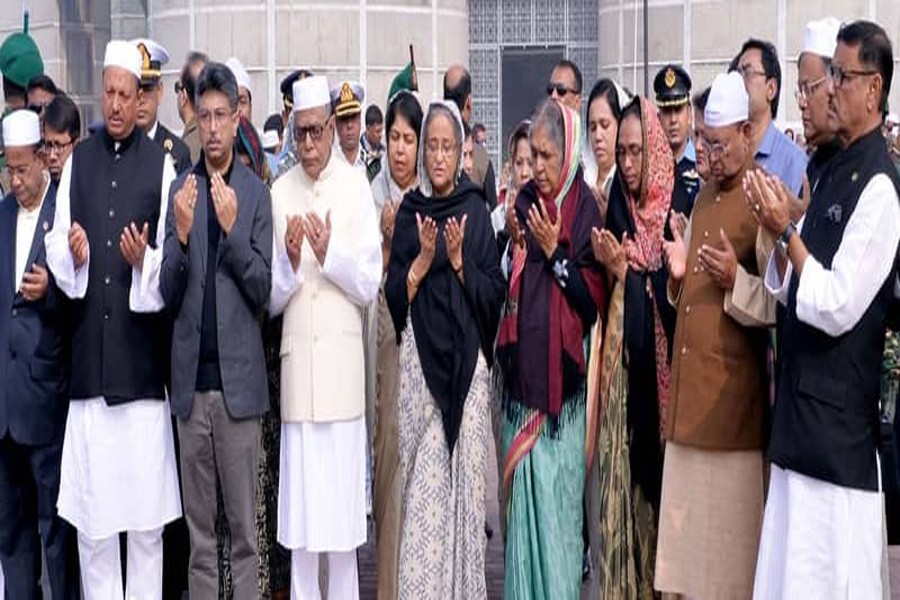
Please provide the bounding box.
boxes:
[547,83,579,98]
[294,120,330,142]
[703,136,732,158]
[615,144,642,160]
[425,141,458,159]
[827,64,878,88]
[42,140,73,155]
[737,65,767,81]
[7,162,35,180]
[27,102,48,115]
[197,108,235,126]
[795,75,828,105]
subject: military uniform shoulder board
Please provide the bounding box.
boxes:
[683,169,700,180]
[163,138,173,152]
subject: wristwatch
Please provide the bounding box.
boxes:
[777,222,797,255]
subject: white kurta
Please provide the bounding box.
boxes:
[44,150,181,539]
[757,172,900,598]
[270,159,380,552]
[14,179,49,288]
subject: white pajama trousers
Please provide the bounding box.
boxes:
[77,527,163,600]
[290,549,359,600]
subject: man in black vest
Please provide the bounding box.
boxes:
[44,40,181,597]
[0,109,78,600]
[748,20,898,598]
[133,38,192,176]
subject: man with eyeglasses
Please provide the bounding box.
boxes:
[656,71,773,599]
[43,40,181,597]
[730,38,808,198]
[0,108,79,600]
[654,64,701,217]
[133,39,192,176]
[41,94,80,184]
[160,61,272,599]
[749,20,899,598]
[268,74,380,600]
[796,18,842,192]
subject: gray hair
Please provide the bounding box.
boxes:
[529,99,565,157]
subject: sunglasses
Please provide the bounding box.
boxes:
[174,81,184,94]
[546,82,579,98]
[27,102,48,115]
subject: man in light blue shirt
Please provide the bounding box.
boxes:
[731,39,808,196]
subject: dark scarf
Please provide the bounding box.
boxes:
[497,174,606,418]
[385,176,506,452]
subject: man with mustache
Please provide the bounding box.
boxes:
[655,64,701,216]
[44,40,181,597]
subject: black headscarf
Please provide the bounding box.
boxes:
[385,102,506,453]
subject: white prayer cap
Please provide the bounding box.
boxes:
[705,72,749,128]
[226,57,252,94]
[293,75,331,112]
[103,40,142,81]
[2,109,41,147]
[800,17,841,61]
[261,129,279,151]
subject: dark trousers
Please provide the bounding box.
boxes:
[0,434,78,600]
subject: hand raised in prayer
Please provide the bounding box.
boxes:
[743,170,790,237]
[303,210,331,266]
[120,221,149,270]
[527,199,561,260]
[506,199,524,248]
[69,221,88,269]
[444,215,468,273]
[381,199,400,244]
[416,212,438,263]
[663,212,688,281]
[175,174,198,245]
[592,228,627,281]
[671,211,689,240]
[20,263,48,302]
[285,215,305,272]
[210,171,238,236]
[698,229,737,290]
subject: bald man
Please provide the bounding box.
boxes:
[443,64,497,209]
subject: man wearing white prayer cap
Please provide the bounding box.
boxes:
[44,39,181,598]
[796,17,842,189]
[226,57,253,122]
[0,109,79,600]
[269,74,380,600]
[133,38,192,175]
[752,20,899,599]
[655,70,773,598]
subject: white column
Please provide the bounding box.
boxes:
[683,0,691,71]
[777,0,786,125]
[359,0,367,87]
[432,0,439,100]
[267,0,276,115]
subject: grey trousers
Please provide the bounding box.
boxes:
[178,391,261,600]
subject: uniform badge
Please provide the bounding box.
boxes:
[826,204,843,223]
[684,169,699,179]
[42,220,49,232]
[664,67,676,89]
[851,171,858,182]
[164,138,173,152]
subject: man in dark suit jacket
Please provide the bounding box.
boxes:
[0,110,77,599]
[159,62,271,599]
[134,38,193,175]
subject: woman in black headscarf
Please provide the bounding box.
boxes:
[385,100,505,599]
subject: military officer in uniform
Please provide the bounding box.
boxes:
[654,64,701,216]
[331,81,370,177]
[133,38,193,175]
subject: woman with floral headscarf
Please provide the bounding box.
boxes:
[496,99,606,599]
[589,96,677,599]
[385,100,505,599]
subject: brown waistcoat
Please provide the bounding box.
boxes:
[666,169,768,450]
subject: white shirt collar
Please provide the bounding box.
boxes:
[146,120,158,141]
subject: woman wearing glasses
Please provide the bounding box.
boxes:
[385,100,505,599]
